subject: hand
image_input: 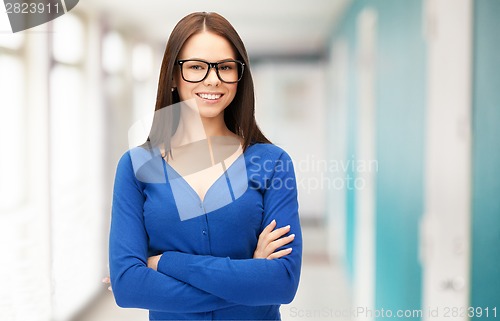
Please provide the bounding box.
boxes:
[147,254,162,271]
[102,276,112,292]
[253,219,295,260]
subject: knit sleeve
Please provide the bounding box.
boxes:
[157,150,302,306]
[109,151,236,312]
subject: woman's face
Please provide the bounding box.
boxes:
[175,31,238,120]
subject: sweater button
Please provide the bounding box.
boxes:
[202,230,207,235]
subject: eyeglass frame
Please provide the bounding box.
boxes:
[176,59,245,84]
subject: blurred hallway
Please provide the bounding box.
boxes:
[1,1,500,321]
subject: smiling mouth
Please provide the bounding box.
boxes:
[196,93,223,100]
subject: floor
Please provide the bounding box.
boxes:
[72,223,352,321]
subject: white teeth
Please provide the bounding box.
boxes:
[198,93,221,100]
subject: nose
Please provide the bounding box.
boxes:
[203,66,220,86]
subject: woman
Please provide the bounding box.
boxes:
[109,12,302,320]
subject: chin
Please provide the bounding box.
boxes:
[196,105,224,118]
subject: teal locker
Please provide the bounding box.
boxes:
[471,0,500,317]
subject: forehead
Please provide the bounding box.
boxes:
[178,31,236,61]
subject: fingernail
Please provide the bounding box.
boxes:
[272,219,276,224]
[287,248,293,252]
[286,225,290,229]
[289,234,295,238]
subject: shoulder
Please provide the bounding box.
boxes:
[116,146,151,170]
[116,146,165,184]
[115,149,133,173]
[246,143,292,162]
[245,143,295,175]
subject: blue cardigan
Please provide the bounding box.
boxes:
[109,143,302,320]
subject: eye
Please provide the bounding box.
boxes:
[189,64,205,70]
[183,61,207,71]
[218,63,235,71]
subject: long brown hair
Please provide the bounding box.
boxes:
[146,12,270,154]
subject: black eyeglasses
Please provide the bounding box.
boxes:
[176,59,245,83]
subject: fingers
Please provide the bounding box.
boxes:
[267,233,295,254]
[267,248,293,260]
[102,276,112,292]
[254,220,295,259]
[259,221,289,244]
[267,224,291,242]
[261,219,277,235]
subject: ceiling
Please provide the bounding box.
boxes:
[81,0,351,59]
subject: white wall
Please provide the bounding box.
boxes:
[253,61,327,220]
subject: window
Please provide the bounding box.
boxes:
[0,33,24,50]
[52,14,84,64]
[102,31,125,74]
[132,42,153,81]
[50,13,102,321]
[0,36,25,212]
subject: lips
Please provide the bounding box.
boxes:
[196,93,223,101]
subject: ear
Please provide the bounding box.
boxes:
[172,70,179,88]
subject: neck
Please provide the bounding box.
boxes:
[201,113,230,137]
[171,101,231,148]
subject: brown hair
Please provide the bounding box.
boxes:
[146,12,270,154]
